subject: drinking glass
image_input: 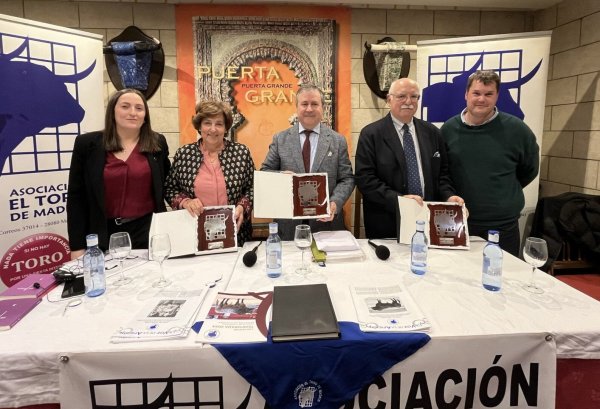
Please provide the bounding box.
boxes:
[109,232,132,286]
[294,224,312,276]
[523,237,548,294]
[150,233,171,288]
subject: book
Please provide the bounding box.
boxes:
[271,284,340,342]
[350,284,430,332]
[149,206,238,258]
[111,290,208,342]
[0,297,42,331]
[398,197,470,249]
[0,273,58,300]
[254,171,331,219]
[196,291,273,344]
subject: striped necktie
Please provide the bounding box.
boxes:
[302,129,312,173]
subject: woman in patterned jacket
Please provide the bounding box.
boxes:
[164,101,255,245]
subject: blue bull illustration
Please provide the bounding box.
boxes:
[0,38,95,174]
[422,54,542,122]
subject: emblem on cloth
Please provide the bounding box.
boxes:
[294,380,322,408]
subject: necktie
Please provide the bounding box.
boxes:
[302,129,312,173]
[402,124,423,197]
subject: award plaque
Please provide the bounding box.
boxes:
[398,197,470,249]
[426,203,468,248]
[292,174,329,217]
[197,206,237,251]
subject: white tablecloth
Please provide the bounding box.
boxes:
[2,239,600,407]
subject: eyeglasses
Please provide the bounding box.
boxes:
[388,93,420,102]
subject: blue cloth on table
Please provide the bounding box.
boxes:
[111,41,152,90]
[192,321,430,409]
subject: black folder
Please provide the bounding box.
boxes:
[271,284,340,342]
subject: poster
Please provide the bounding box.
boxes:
[0,14,104,290]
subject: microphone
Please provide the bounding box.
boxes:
[368,240,390,260]
[242,241,263,267]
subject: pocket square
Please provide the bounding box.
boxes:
[433,151,440,158]
[328,151,333,157]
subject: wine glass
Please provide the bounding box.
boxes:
[150,233,171,288]
[294,224,312,277]
[109,232,132,286]
[523,237,548,294]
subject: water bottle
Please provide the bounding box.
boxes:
[265,222,282,278]
[482,230,503,291]
[83,234,106,297]
[410,220,428,275]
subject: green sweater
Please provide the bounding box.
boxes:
[441,112,539,228]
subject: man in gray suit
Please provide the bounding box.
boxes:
[261,84,355,240]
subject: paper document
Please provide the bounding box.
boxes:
[196,291,273,344]
[313,230,360,252]
[351,284,430,332]
[398,197,469,249]
[111,289,208,342]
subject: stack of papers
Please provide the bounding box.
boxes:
[111,289,208,343]
[351,284,430,332]
[312,230,364,262]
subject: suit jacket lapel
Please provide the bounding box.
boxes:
[146,151,161,210]
[414,119,432,196]
[290,124,306,172]
[89,137,106,212]
[312,125,331,172]
[382,114,406,171]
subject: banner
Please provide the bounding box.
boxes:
[416,32,551,238]
[0,14,103,290]
[59,333,555,409]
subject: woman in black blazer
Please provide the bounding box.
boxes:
[67,89,170,258]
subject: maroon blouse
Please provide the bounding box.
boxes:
[104,145,154,218]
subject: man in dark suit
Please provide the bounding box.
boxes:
[261,85,354,239]
[355,78,462,239]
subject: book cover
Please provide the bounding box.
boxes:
[197,291,273,344]
[0,297,42,331]
[0,273,58,300]
[148,206,238,258]
[271,284,340,342]
[350,284,430,333]
[398,197,470,249]
[254,171,331,219]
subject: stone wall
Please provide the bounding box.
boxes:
[4,1,596,236]
[534,0,600,197]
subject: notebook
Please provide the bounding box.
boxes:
[271,284,340,342]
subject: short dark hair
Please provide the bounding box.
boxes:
[191,101,233,132]
[466,70,500,92]
[296,84,325,106]
[103,88,161,153]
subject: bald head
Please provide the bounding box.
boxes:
[387,78,421,123]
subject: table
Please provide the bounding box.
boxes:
[2,239,600,408]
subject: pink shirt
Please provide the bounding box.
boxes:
[194,144,228,206]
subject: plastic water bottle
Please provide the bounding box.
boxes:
[482,230,503,291]
[266,222,282,278]
[83,234,106,297]
[411,220,428,275]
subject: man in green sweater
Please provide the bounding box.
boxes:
[441,70,539,256]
